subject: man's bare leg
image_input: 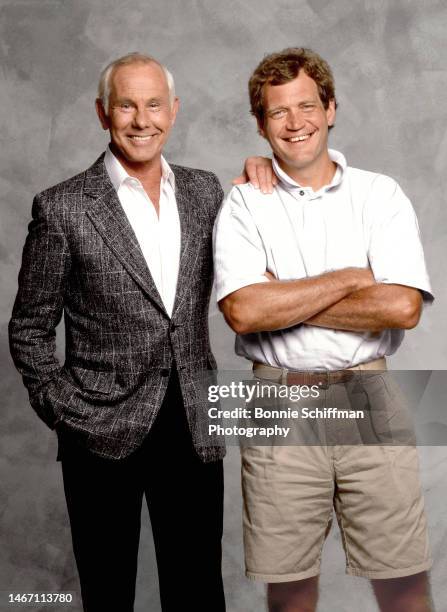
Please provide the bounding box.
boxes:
[371,572,433,612]
[267,577,319,612]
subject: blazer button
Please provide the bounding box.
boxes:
[160,368,170,377]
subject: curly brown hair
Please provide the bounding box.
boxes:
[249,48,337,128]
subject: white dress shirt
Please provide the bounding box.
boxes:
[104,147,180,317]
[213,149,433,371]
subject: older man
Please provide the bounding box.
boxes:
[214,48,434,612]
[9,52,238,611]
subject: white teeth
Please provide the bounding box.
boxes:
[129,135,153,140]
[287,133,312,142]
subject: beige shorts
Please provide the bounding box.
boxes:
[242,361,432,582]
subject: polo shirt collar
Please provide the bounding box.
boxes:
[272,148,347,196]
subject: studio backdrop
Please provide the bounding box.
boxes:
[1,1,446,611]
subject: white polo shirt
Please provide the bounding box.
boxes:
[213,150,433,371]
[104,147,181,317]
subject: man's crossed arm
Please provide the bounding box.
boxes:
[219,268,422,335]
[229,158,424,335]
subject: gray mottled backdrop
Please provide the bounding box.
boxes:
[1,1,446,611]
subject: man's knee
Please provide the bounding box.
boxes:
[267,577,319,612]
[371,571,432,612]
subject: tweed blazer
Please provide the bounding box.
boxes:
[9,153,224,462]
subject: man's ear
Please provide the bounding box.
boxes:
[170,97,180,127]
[257,118,266,139]
[95,98,109,130]
[326,98,336,128]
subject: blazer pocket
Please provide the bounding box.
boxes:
[70,366,115,395]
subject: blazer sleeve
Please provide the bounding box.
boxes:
[9,193,71,428]
[212,174,224,219]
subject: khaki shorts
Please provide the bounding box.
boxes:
[242,360,432,582]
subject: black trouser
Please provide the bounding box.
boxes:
[60,371,225,612]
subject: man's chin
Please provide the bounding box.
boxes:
[122,150,161,166]
[277,154,313,172]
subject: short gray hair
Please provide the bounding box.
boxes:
[98,52,175,112]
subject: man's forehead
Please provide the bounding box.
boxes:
[263,72,320,105]
[110,61,168,94]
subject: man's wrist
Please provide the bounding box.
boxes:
[337,267,375,292]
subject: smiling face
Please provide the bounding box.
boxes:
[96,61,178,173]
[260,70,335,186]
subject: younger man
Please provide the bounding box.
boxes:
[214,48,433,612]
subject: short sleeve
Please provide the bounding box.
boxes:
[213,186,269,302]
[366,176,434,303]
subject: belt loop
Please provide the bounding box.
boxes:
[281,368,288,385]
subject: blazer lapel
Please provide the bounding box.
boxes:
[83,154,167,314]
[171,168,203,317]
